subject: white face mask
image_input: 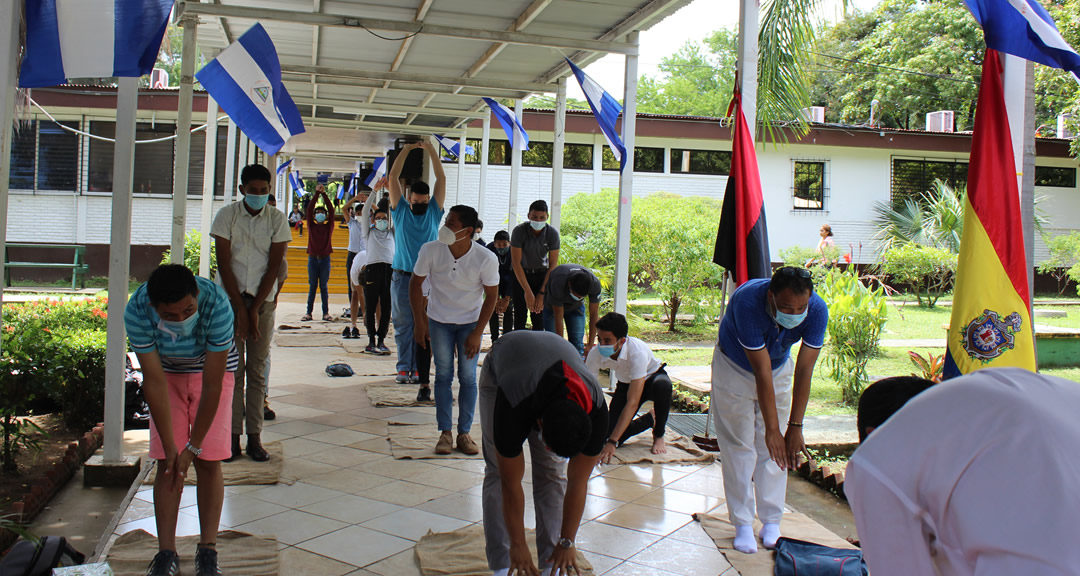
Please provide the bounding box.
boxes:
[438,225,463,245]
[375,219,389,231]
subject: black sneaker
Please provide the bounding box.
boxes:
[365,344,377,354]
[145,550,180,576]
[342,326,352,339]
[195,546,222,576]
[263,405,276,421]
[417,387,431,402]
[351,327,360,339]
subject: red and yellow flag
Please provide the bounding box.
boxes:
[944,49,1036,378]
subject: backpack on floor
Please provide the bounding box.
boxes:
[0,536,85,576]
[325,363,354,377]
[774,537,867,576]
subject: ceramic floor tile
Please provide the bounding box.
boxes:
[135,487,199,509]
[632,487,725,516]
[627,536,732,576]
[581,495,626,521]
[224,485,263,495]
[280,436,338,457]
[575,521,662,560]
[246,481,348,508]
[272,404,334,420]
[303,412,372,428]
[347,437,394,455]
[365,458,442,481]
[355,480,455,507]
[360,508,470,541]
[439,458,487,474]
[234,509,349,546]
[116,509,202,538]
[280,456,341,480]
[209,494,290,528]
[364,548,423,576]
[297,525,415,569]
[386,411,437,425]
[346,406,408,420]
[601,464,693,487]
[348,420,390,435]
[117,498,156,524]
[664,471,727,496]
[667,521,718,548]
[303,428,380,446]
[595,503,692,536]
[586,552,623,576]
[305,446,389,468]
[263,420,337,438]
[602,560,684,576]
[304,469,395,493]
[278,545,357,576]
[300,494,404,524]
[587,476,658,502]
[406,467,484,492]
[260,430,291,444]
[414,492,485,523]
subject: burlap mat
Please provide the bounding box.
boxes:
[367,382,434,407]
[143,442,284,485]
[612,432,716,465]
[696,511,856,575]
[107,530,278,576]
[274,332,345,348]
[416,525,594,575]
[389,423,482,460]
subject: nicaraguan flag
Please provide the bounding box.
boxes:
[482,97,529,151]
[565,58,626,170]
[365,157,387,188]
[195,23,305,156]
[20,0,173,88]
[964,0,1080,81]
[289,172,305,197]
[276,158,293,175]
[434,134,475,159]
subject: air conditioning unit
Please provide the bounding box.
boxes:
[926,110,955,133]
[1058,113,1073,139]
[799,106,826,123]
[150,68,169,89]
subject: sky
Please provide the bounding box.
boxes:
[567,0,882,101]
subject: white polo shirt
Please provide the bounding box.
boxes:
[210,201,292,300]
[585,336,662,383]
[413,240,499,325]
[349,250,368,286]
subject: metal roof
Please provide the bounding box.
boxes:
[179,0,694,144]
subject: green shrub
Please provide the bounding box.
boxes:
[817,268,888,405]
[160,229,217,279]
[1040,232,1080,295]
[779,245,839,284]
[879,243,957,307]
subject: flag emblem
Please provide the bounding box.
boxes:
[253,85,271,104]
[960,309,1024,363]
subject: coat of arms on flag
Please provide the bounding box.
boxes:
[253,85,271,104]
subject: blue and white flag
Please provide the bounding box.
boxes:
[339,175,357,200]
[434,134,475,159]
[566,58,626,170]
[365,157,387,188]
[964,0,1080,82]
[276,158,293,175]
[482,97,530,151]
[195,23,305,156]
[289,172,305,197]
[20,0,173,88]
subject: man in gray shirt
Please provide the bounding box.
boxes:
[543,264,602,357]
[510,199,560,332]
[479,331,608,576]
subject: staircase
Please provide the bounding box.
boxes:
[279,223,354,295]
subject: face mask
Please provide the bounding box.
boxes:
[598,344,617,358]
[411,202,429,216]
[158,311,199,342]
[529,220,546,231]
[315,212,327,223]
[771,294,808,329]
[495,246,509,255]
[375,220,389,231]
[438,225,463,246]
[244,193,269,211]
[569,291,583,302]
[474,232,482,241]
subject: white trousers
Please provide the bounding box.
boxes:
[710,345,794,527]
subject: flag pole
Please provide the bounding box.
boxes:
[1003,55,1037,360]
[613,31,639,316]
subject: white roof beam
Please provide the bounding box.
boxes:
[303,117,448,135]
[292,96,486,119]
[177,2,638,55]
[282,74,530,99]
[363,0,434,116]
[282,63,552,93]
[310,0,322,119]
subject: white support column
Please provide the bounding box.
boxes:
[223,120,238,204]
[171,15,198,263]
[478,116,490,221]
[613,31,639,316]
[247,138,257,165]
[737,0,759,139]
[508,99,523,228]
[457,132,466,207]
[103,77,140,462]
[0,0,22,337]
[1004,55,1037,335]
[238,132,249,172]
[552,77,567,229]
[592,139,603,195]
[199,98,219,278]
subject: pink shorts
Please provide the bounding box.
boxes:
[149,372,235,461]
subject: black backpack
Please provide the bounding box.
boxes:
[0,536,85,576]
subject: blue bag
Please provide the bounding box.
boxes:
[774,537,867,576]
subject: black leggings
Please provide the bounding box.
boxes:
[511,269,547,331]
[363,262,392,343]
[607,367,672,444]
[415,338,431,385]
[489,300,514,341]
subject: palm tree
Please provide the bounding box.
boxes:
[757,0,830,142]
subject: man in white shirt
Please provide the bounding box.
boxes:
[586,312,672,463]
[411,205,499,456]
[210,164,291,462]
[847,367,1080,576]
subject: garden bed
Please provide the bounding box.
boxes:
[795,444,856,501]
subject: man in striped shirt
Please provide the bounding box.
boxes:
[124,264,238,576]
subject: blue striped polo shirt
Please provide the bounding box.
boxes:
[124,275,239,373]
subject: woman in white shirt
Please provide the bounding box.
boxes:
[360,191,395,354]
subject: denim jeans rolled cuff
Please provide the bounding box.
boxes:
[428,319,479,434]
[541,304,586,356]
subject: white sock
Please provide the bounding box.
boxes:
[493,569,509,576]
[760,522,781,549]
[734,524,758,554]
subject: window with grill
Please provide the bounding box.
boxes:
[793,161,827,210]
[8,121,36,190]
[1034,166,1076,188]
[88,121,175,194]
[37,121,79,191]
[891,158,968,208]
[670,149,732,175]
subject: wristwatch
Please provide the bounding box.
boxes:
[184,441,203,457]
[557,537,574,549]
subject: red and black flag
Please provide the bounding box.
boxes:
[713,89,771,285]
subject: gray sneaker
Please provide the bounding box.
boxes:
[145,550,180,576]
[195,546,222,576]
[376,344,391,356]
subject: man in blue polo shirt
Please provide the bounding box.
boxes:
[388,140,445,385]
[124,264,238,576]
[711,266,828,555]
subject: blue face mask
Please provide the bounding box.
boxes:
[598,344,617,358]
[530,220,547,231]
[375,219,389,231]
[159,311,199,341]
[771,294,808,329]
[244,193,269,211]
[315,212,327,223]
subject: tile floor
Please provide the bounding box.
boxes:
[106,298,836,575]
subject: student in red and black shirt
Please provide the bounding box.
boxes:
[302,184,335,321]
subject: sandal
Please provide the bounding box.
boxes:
[300,314,313,321]
[322,314,335,322]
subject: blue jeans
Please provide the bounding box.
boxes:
[391,271,415,373]
[307,256,331,316]
[543,304,586,356]
[429,319,479,434]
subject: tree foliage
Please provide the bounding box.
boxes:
[879,243,958,307]
[1039,231,1080,294]
[637,30,737,117]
